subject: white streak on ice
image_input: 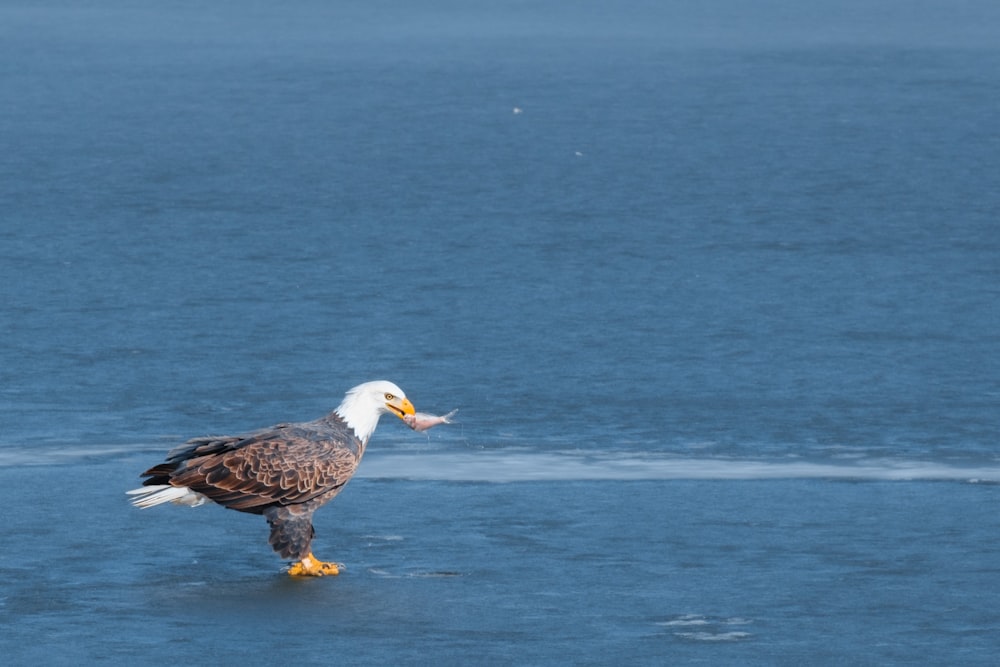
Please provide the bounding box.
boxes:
[358,451,1000,483]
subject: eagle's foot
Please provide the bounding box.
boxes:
[287,553,343,577]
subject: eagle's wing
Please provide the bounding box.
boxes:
[164,420,362,512]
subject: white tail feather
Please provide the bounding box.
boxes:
[126,484,207,508]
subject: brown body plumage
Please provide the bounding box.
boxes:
[139,415,363,557]
[128,380,415,575]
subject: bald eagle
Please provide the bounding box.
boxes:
[127,380,415,576]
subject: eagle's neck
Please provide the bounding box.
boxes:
[333,393,382,446]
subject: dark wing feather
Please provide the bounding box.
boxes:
[144,415,363,514]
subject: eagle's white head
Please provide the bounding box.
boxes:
[335,380,415,444]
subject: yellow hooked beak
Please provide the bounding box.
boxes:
[386,396,416,420]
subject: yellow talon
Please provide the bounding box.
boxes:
[287,553,342,577]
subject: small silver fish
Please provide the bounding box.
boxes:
[404,409,458,432]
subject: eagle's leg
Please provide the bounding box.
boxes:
[287,553,343,577]
[265,506,342,576]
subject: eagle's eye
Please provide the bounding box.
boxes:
[384,393,395,401]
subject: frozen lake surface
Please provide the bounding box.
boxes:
[2,0,999,663]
